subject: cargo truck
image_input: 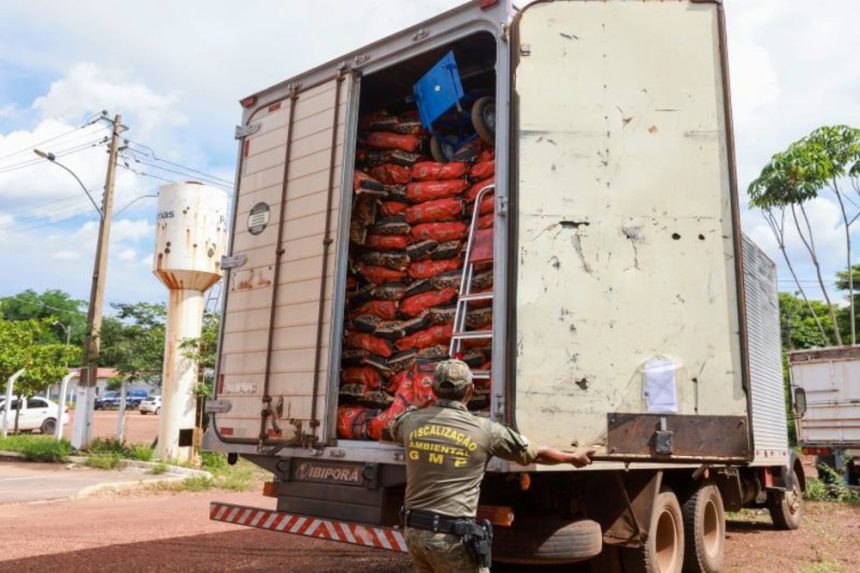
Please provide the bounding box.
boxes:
[790,346,860,486]
[203,1,804,571]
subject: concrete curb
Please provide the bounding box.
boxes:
[0,450,212,478]
[74,475,189,499]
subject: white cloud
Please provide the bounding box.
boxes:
[33,63,186,136]
[118,248,137,262]
[51,250,80,260]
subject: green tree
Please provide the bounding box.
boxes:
[749,125,860,346]
[0,289,87,349]
[778,292,835,351]
[100,302,166,387]
[0,318,77,432]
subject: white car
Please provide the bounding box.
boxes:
[0,396,69,434]
[139,395,162,415]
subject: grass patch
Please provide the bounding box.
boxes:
[799,560,844,573]
[148,463,169,475]
[0,435,73,462]
[86,437,154,462]
[85,453,124,470]
[126,444,154,461]
[804,465,860,505]
[142,456,264,493]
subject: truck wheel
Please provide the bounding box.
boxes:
[682,483,724,573]
[767,477,802,530]
[40,418,56,434]
[493,516,602,564]
[622,490,684,573]
[471,96,496,144]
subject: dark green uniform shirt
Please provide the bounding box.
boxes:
[390,399,540,518]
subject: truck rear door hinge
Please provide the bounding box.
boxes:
[235,123,262,139]
[496,195,508,217]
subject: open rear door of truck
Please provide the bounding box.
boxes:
[213,73,352,447]
[511,0,751,459]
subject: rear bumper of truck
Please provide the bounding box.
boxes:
[209,501,408,553]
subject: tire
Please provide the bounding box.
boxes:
[155,407,161,415]
[682,483,725,573]
[140,410,147,415]
[493,516,602,564]
[429,135,454,162]
[40,418,56,435]
[768,476,802,530]
[623,490,684,573]
[470,96,496,144]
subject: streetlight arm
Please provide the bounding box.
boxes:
[114,194,157,217]
[34,149,103,218]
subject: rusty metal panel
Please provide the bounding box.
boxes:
[606,413,750,460]
[215,73,350,445]
[513,0,747,452]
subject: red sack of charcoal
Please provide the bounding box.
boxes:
[354,262,407,284]
[469,160,495,181]
[370,163,412,185]
[406,180,468,202]
[477,193,494,216]
[407,257,463,279]
[466,177,494,202]
[412,362,438,408]
[337,405,377,440]
[405,198,464,224]
[359,110,397,131]
[410,221,469,243]
[367,132,422,153]
[362,250,410,271]
[367,395,412,441]
[400,287,458,317]
[378,200,410,217]
[477,213,494,230]
[411,161,468,181]
[365,234,410,251]
[385,368,412,394]
[345,331,395,358]
[477,148,495,163]
[342,366,383,390]
[353,170,386,195]
[349,300,399,321]
[395,324,454,351]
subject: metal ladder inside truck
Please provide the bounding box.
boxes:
[449,184,495,388]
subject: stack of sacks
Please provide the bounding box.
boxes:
[337,108,497,440]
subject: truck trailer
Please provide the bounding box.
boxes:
[203,1,803,571]
[790,346,860,486]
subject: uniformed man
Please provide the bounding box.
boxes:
[389,359,594,573]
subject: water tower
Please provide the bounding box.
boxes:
[152,182,228,462]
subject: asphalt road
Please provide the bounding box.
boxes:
[0,461,169,504]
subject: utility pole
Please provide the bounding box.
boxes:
[72,113,123,450]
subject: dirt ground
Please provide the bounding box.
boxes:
[1,484,857,573]
[62,409,159,445]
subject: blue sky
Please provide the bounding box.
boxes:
[0,0,858,310]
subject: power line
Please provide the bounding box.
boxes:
[0,115,106,165]
[0,137,109,176]
[123,139,234,188]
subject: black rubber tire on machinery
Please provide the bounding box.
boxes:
[40,418,56,434]
[681,482,725,573]
[768,475,802,530]
[429,135,453,162]
[470,96,496,144]
[621,489,685,573]
[493,516,602,564]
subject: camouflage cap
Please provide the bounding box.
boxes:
[432,359,473,393]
